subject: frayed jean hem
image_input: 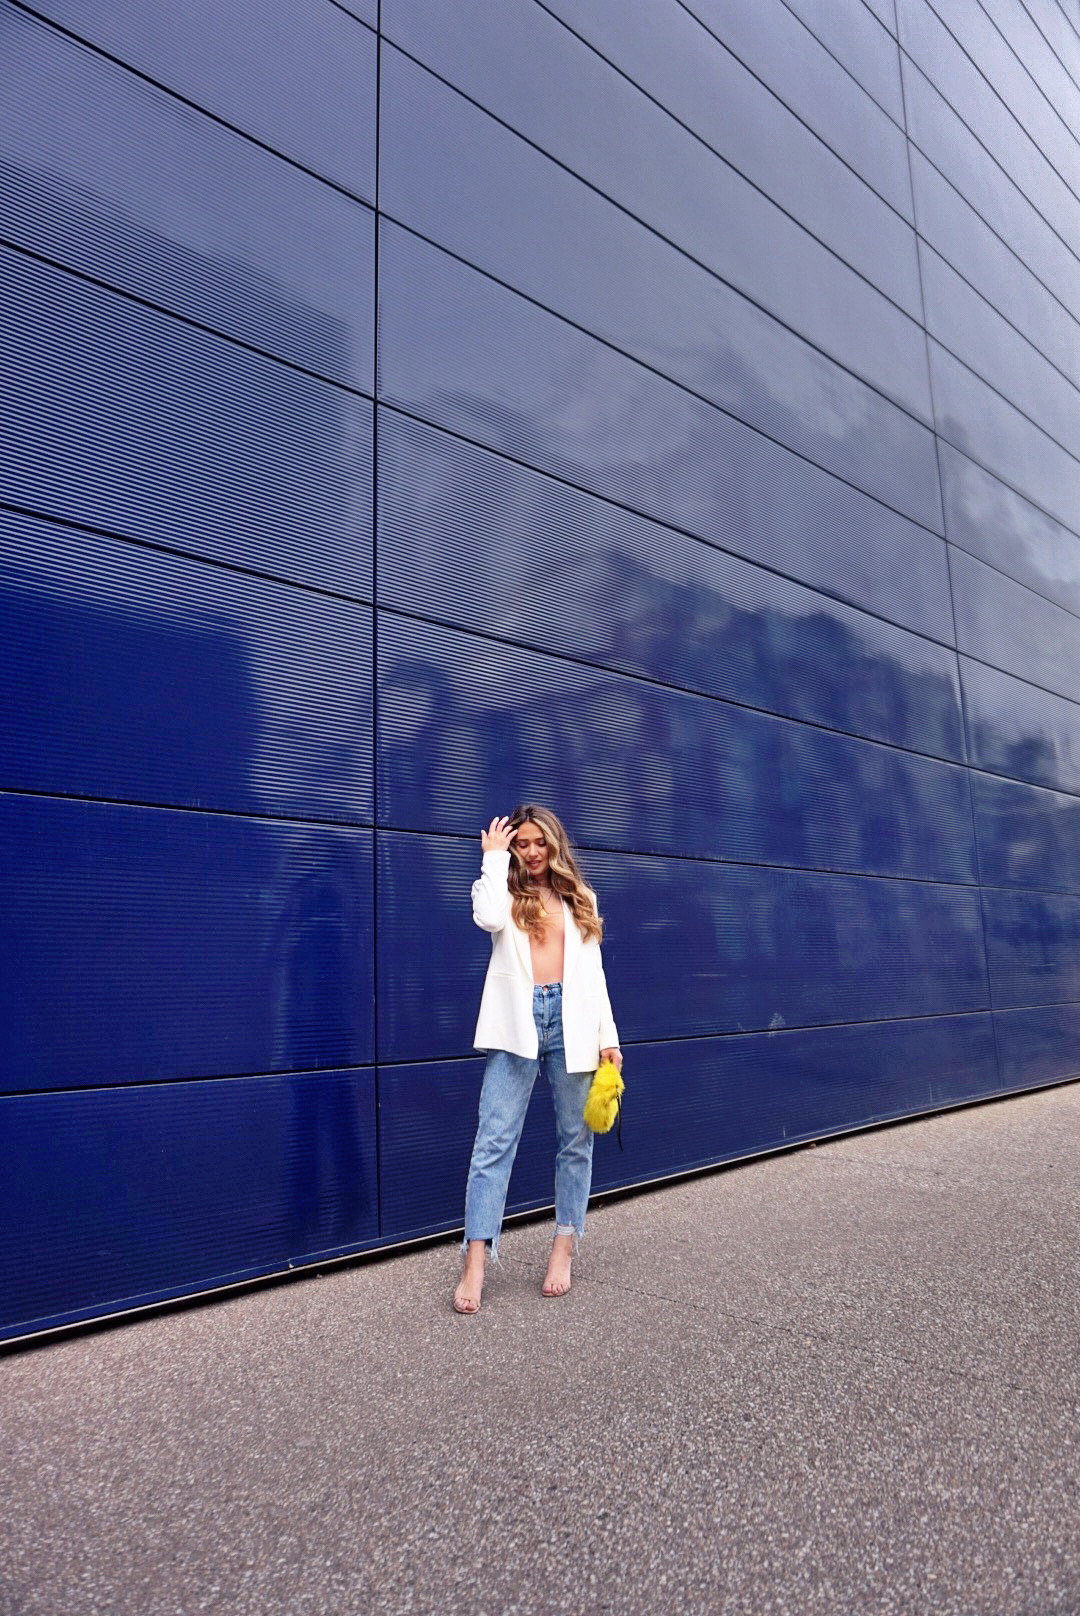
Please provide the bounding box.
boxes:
[461,1217,584,1266]
[461,1231,501,1265]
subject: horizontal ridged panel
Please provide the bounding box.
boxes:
[973,773,1080,894]
[377,418,961,749]
[953,549,1080,704]
[928,339,1080,535]
[923,247,1080,465]
[378,1057,561,1241]
[898,0,1080,261]
[506,0,917,315]
[962,656,1080,797]
[589,1015,1000,1189]
[911,157,1080,415]
[0,10,375,392]
[376,834,988,1063]
[0,796,375,1090]
[777,0,903,118]
[863,0,897,32]
[981,0,1080,117]
[940,444,1080,615]
[1,249,374,595]
[925,0,1080,206]
[994,1003,1080,1088]
[681,0,913,215]
[376,613,976,882]
[383,2,922,339]
[0,510,374,822]
[902,60,1080,327]
[1019,5,1080,85]
[24,0,377,204]
[983,886,1080,1008]
[921,247,1080,460]
[336,0,377,26]
[0,1069,378,1341]
[377,222,944,540]
[379,386,953,651]
[377,1014,998,1237]
[381,46,935,438]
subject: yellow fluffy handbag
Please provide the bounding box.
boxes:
[584,1057,624,1142]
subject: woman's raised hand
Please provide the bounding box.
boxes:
[481,815,515,852]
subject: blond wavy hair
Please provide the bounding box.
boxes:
[507,804,603,944]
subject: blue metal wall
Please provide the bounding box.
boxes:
[3,0,1079,1339]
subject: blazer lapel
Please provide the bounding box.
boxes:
[510,908,533,978]
[561,897,582,983]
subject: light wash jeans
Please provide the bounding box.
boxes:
[463,982,593,1261]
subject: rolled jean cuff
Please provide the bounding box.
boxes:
[554,1222,584,1254]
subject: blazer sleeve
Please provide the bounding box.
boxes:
[471,848,512,933]
[597,951,620,1050]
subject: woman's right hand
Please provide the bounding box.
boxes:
[481,815,515,852]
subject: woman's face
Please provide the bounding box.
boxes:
[513,821,551,881]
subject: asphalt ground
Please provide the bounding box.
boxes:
[4,1080,1079,1616]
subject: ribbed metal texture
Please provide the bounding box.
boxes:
[0,7,376,392]
[585,1015,1001,1191]
[22,0,378,203]
[379,22,931,421]
[902,62,1080,336]
[953,549,1080,705]
[898,0,1080,254]
[377,218,943,537]
[940,445,1080,618]
[973,774,1080,896]
[501,0,913,308]
[378,410,956,667]
[376,612,976,881]
[5,0,1080,1338]
[912,153,1080,388]
[0,1069,378,1339]
[1,509,374,822]
[962,657,1080,797]
[982,888,1080,1010]
[2,248,374,595]
[0,796,375,1089]
[682,0,913,214]
[995,1004,1080,1089]
[928,338,1079,536]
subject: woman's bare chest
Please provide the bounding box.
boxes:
[530,897,565,983]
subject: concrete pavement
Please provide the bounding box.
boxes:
[4,1080,1079,1615]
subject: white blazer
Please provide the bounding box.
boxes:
[471,849,620,1073]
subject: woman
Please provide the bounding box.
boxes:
[454,805,622,1314]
